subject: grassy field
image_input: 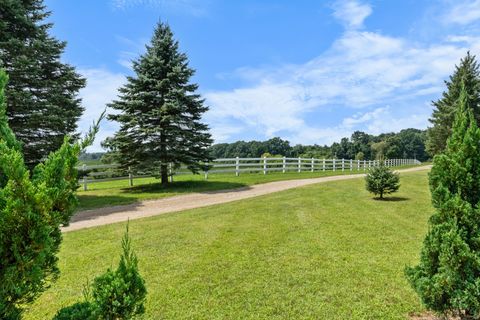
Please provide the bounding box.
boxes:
[27,170,431,319]
[77,165,421,210]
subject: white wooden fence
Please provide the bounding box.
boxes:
[77,157,421,191]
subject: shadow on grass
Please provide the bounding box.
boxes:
[125,180,248,195]
[373,196,410,202]
[76,180,249,214]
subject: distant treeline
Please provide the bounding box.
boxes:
[85,128,429,164]
[209,128,429,161]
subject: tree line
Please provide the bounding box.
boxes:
[208,128,429,161]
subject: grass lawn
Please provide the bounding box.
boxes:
[77,164,421,210]
[27,170,431,319]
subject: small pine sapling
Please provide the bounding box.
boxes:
[365,163,400,199]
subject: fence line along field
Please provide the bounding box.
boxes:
[77,157,421,191]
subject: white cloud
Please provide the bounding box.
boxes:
[204,12,478,145]
[78,68,126,152]
[444,0,480,25]
[332,0,372,30]
[342,106,431,135]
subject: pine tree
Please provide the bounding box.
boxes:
[0,0,85,166]
[406,83,480,319]
[426,52,480,156]
[365,163,400,199]
[0,69,99,319]
[104,22,212,185]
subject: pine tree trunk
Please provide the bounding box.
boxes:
[161,164,168,185]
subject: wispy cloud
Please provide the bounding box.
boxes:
[443,0,480,25]
[331,0,372,30]
[78,68,126,151]
[204,2,477,145]
[115,35,147,70]
[111,0,209,17]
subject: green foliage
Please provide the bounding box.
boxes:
[0,0,85,166]
[209,129,428,161]
[55,225,147,320]
[355,151,365,160]
[52,302,95,320]
[0,69,98,319]
[426,52,480,156]
[104,22,212,185]
[406,84,480,318]
[365,164,400,199]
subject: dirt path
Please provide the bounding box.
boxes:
[63,165,431,232]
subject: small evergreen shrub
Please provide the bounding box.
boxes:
[56,224,147,320]
[406,85,480,319]
[52,302,95,320]
[364,164,400,199]
[92,225,147,319]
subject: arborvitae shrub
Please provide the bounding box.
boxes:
[0,69,100,319]
[91,225,147,319]
[55,224,147,320]
[364,164,400,199]
[52,302,95,320]
[406,84,480,319]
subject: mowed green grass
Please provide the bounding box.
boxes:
[77,165,420,210]
[26,170,431,319]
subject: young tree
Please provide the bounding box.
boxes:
[0,0,85,166]
[365,164,400,199]
[406,84,480,319]
[53,224,147,320]
[0,69,98,319]
[104,22,212,185]
[426,52,480,156]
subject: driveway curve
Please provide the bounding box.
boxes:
[64,165,431,232]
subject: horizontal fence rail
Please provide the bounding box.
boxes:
[76,157,421,191]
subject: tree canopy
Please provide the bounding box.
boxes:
[426,52,480,156]
[0,0,85,167]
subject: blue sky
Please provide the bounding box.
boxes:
[44,0,480,151]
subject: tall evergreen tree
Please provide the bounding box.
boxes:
[104,22,212,185]
[0,0,85,166]
[426,52,480,156]
[406,83,480,319]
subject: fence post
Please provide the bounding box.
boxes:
[263,156,267,175]
[82,164,87,191]
[357,159,360,171]
[333,159,336,171]
[363,160,366,171]
[298,157,301,173]
[368,160,371,170]
[349,159,352,171]
[128,166,133,187]
[235,157,240,176]
[311,158,314,172]
[323,158,326,171]
[342,158,345,172]
[283,156,286,173]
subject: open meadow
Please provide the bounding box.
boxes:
[27,170,431,319]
